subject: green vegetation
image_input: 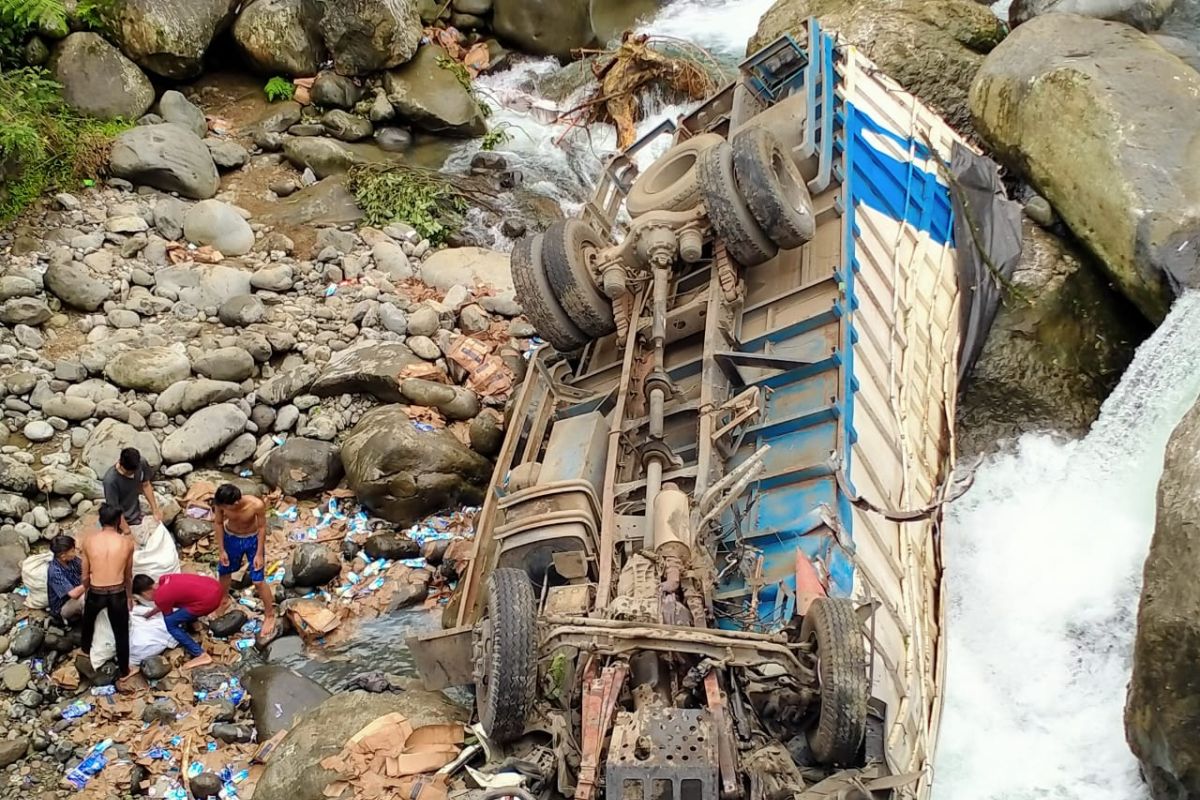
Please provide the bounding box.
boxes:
[0,68,130,220]
[75,0,117,33]
[264,76,296,103]
[0,0,68,36]
[347,164,471,246]
[478,126,512,152]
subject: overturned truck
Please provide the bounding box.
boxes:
[413,19,979,800]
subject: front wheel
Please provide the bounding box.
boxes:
[800,597,868,765]
[477,568,538,744]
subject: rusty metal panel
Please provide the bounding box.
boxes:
[607,708,718,800]
[406,625,475,690]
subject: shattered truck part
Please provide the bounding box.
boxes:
[412,18,994,800]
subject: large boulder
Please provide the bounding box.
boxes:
[154,264,252,309]
[282,136,360,179]
[1127,396,1200,799]
[289,543,341,586]
[751,0,1005,135]
[493,0,596,60]
[0,545,25,593]
[261,438,344,497]
[253,689,467,800]
[51,32,153,119]
[320,0,422,76]
[0,455,35,494]
[82,419,163,476]
[310,342,420,403]
[957,222,1148,457]
[44,257,110,312]
[382,44,488,137]
[1009,0,1175,30]
[233,0,326,76]
[109,124,220,199]
[109,0,239,79]
[340,405,492,525]
[419,246,514,294]
[242,665,331,740]
[161,404,248,463]
[258,364,320,406]
[105,346,191,392]
[969,15,1200,322]
[184,200,255,256]
[193,347,257,382]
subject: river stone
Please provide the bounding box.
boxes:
[310,71,362,109]
[289,543,341,587]
[155,263,252,308]
[0,456,35,494]
[254,689,467,800]
[319,0,422,76]
[1128,395,1200,799]
[156,90,207,138]
[0,276,37,302]
[218,295,265,327]
[45,257,112,313]
[23,421,54,442]
[420,246,514,296]
[193,347,257,383]
[42,395,96,422]
[341,405,491,525]
[184,200,254,256]
[1009,0,1175,29]
[208,609,248,638]
[969,14,1200,321]
[493,0,596,60]
[109,0,237,79]
[399,379,479,420]
[382,44,488,137]
[109,124,220,199]
[363,532,419,560]
[261,438,344,497]
[251,264,295,292]
[374,126,412,151]
[106,347,191,392]
[752,0,1004,136]
[161,404,249,464]
[282,136,360,179]
[259,364,320,406]
[83,419,164,475]
[51,32,153,120]
[0,297,50,325]
[191,772,224,799]
[219,433,257,466]
[0,737,27,769]
[141,656,171,681]
[2,663,30,692]
[234,0,326,76]
[469,411,503,457]
[0,545,24,590]
[321,109,373,142]
[311,342,419,402]
[181,379,244,413]
[10,626,43,657]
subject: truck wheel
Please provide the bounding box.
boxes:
[800,597,868,765]
[731,126,815,249]
[510,233,589,353]
[698,140,778,268]
[477,568,538,744]
[541,220,615,339]
[626,133,724,217]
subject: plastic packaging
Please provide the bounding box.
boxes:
[90,685,116,697]
[64,740,112,789]
[62,700,93,720]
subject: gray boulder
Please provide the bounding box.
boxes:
[105,347,191,392]
[469,411,503,457]
[321,109,373,142]
[0,545,27,592]
[258,364,320,405]
[82,419,163,476]
[310,71,362,109]
[0,455,36,494]
[154,196,189,240]
[182,379,244,413]
[155,263,252,308]
[400,378,479,420]
[233,0,326,76]
[243,665,331,740]
[51,32,153,120]
[184,200,254,256]
[970,15,1200,321]
[206,138,250,170]
[1009,0,1175,30]
[311,342,420,402]
[363,532,419,560]
[219,433,257,466]
[282,136,359,179]
[0,298,50,326]
[341,405,491,525]
[250,264,294,292]
[493,0,596,60]
[156,90,208,138]
[382,44,488,137]
[319,0,422,76]
[0,738,27,769]
[161,404,249,463]
[289,543,341,587]
[44,258,110,312]
[193,347,257,382]
[42,395,96,422]
[218,295,265,327]
[420,246,513,293]
[109,0,238,79]
[109,124,220,199]
[261,438,344,497]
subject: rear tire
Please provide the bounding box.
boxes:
[625,133,724,217]
[698,140,778,268]
[541,220,615,339]
[800,597,868,765]
[731,126,815,249]
[510,234,588,353]
[477,568,538,744]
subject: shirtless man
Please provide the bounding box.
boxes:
[80,503,136,688]
[212,484,276,637]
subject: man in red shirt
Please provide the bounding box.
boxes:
[132,573,224,669]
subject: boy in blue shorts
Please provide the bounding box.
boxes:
[212,484,276,638]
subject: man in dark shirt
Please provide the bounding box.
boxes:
[46,535,84,625]
[132,572,224,670]
[102,447,160,544]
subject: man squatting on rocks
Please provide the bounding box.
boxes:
[80,503,136,688]
[133,572,224,670]
[212,484,276,638]
[47,534,85,625]
[102,447,160,543]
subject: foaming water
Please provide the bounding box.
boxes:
[635,0,777,58]
[936,292,1200,800]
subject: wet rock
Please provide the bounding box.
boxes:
[234,0,326,76]
[0,545,24,590]
[341,405,491,525]
[211,723,256,744]
[218,294,266,327]
[51,32,154,120]
[173,517,211,547]
[2,663,30,692]
[970,14,1200,321]
[0,455,36,494]
[266,634,305,661]
[208,609,248,638]
[493,0,596,60]
[157,90,208,138]
[254,689,467,800]
[243,664,331,739]
[185,200,254,256]
[1009,0,1174,30]
[140,656,171,681]
[191,772,224,799]
[311,342,420,402]
[363,532,419,561]
[282,135,359,179]
[109,0,236,79]
[382,44,488,137]
[10,626,43,657]
[388,568,431,609]
[322,109,373,142]
[469,411,503,457]
[310,71,362,109]
[0,737,27,768]
[109,123,220,199]
[161,404,249,464]
[399,378,480,420]
[257,101,304,134]
[261,438,344,497]
[142,698,178,724]
[0,297,50,325]
[106,346,191,392]
[193,347,257,382]
[319,0,422,76]
[374,126,413,151]
[258,364,320,405]
[290,543,341,587]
